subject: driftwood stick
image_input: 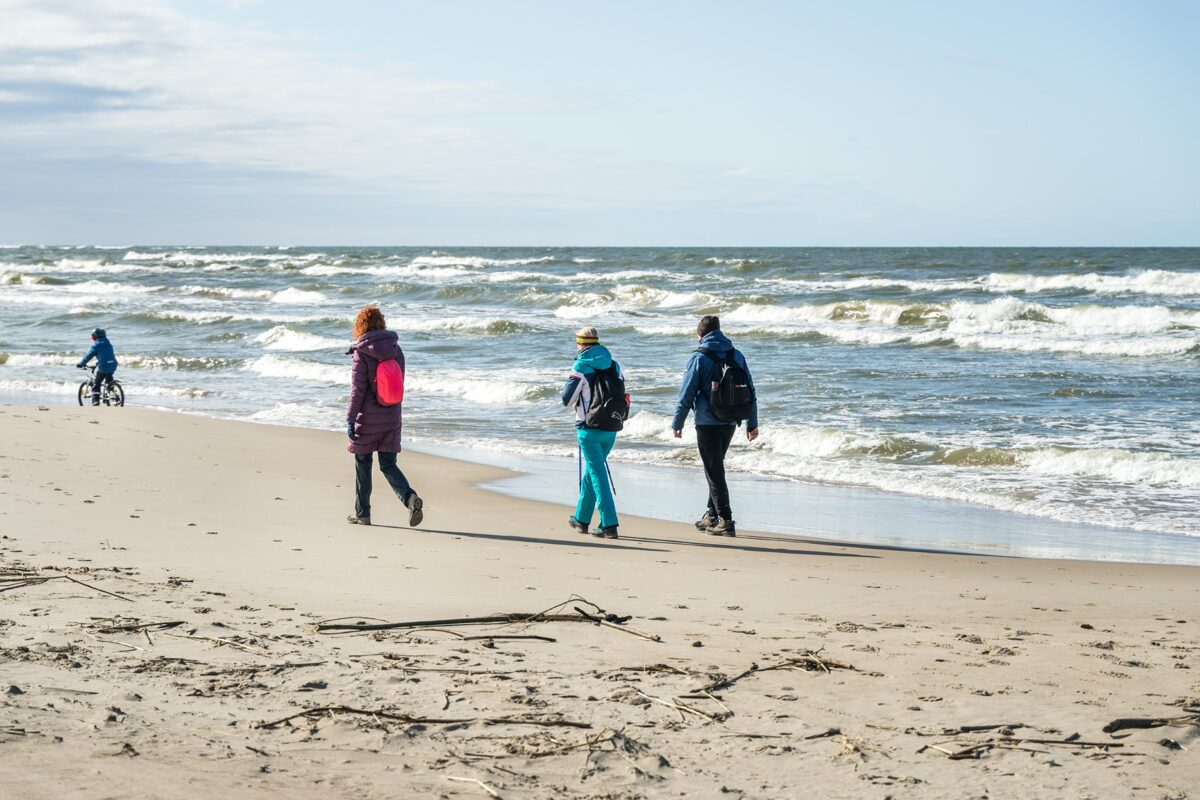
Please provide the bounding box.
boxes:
[0,574,134,602]
[1103,715,1200,734]
[62,575,135,602]
[483,717,592,729]
[318,611,660,642]
[256,706,590,731]
[97,620,184,634]
[257,706,473,729]
[634,688,724,723]
[163,632,271,657]
[444,776,501,799]
[462,635,557,643]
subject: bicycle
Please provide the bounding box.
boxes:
[77,365,125,407]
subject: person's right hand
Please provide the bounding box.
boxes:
[346,422,357,441]
[672,429,683,439]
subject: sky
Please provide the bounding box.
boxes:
[0,0,1197,245]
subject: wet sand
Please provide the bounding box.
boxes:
[1,406,1196,799]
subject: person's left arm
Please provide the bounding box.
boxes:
[739,350,759,439]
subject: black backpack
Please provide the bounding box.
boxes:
[697,348,755,423]
[584,365,629,432]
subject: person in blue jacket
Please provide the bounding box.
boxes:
[561,326,624,539]
[77,327,119,406]
[671,315,759,536]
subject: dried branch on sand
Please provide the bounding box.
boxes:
[315,595,661,642]
[255,706,591,731]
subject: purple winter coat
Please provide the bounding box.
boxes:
[346,329,405,454]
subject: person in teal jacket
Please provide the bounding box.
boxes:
[561,326,624,539]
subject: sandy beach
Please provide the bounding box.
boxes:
[1,405,1196,799]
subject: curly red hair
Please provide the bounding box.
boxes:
[352,305,387,340]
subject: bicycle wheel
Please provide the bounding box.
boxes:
[108,381,125,407]
[78,381,91,406]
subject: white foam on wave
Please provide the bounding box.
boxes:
[244,355,346,384]
[270,287,328,305]
[178,284,274,300]
[979,269,1200,297]
[618,411,1200,534]
[254,325,344,352]
[552,285,717,318]
[409,254,557,269]
[387,316,538,335]
[123,250,321,266]
[0,378,209,398]
[721,297,1200,357]
[764,269,1200,298]
[0,353,76,367]
[408,373,549,405]
[1021,446,1200,488]
[150,309,339,325]
[248,402,341,429]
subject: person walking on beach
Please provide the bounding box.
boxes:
[671,315,758,537]
[562,326,628,539]
[76,327,118,406]
[345,305,424,528]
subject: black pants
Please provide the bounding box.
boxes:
[354,452,413,518]
[92,371,114,405]
[696,424,736,520]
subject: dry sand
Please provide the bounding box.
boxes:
[0,405,1196,799]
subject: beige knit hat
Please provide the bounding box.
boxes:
[574,326,599,346]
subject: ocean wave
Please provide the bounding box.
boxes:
[764,269,1200,298]
[123,250,322,266]
[248,402,342,429]
[254,326,344,352]
[140,309,340,325]
[622,411,1200,487]
[178,284,274,300]
[979,269,1200,297]
[551,285,718,318]
[244,355,346,384]
[408,372,554,405]
[0,378,209,398]
[270,287,329,305]
[389,316,541,335]
[721,297,1200,357]
[409,254,558,269]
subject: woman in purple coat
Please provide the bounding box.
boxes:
[345,305,424,527]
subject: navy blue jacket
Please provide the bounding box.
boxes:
[79,336,118,373]
[671,331,758,430]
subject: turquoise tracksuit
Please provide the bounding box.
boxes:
[562,345,621,529]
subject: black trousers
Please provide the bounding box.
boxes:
[696,424,736,520]
[354,452,413,518]
[92,371,114,404]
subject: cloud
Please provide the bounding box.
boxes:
[0,0,902,242]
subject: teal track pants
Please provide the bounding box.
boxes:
[576,427,618,529]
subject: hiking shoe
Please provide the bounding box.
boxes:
[694,512,717,531]
[599,526,619,539]
[708,517,736,537]
[405,493,424,527]
[347,514,371,526]
[568,516,590,535]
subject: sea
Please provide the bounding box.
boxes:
[2,246,1198,564]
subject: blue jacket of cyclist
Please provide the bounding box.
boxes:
[78,328,119,374]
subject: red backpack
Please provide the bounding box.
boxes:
[374,358,404,406]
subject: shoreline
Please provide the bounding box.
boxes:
[1,405,1197,798]
[6,390,1198,566]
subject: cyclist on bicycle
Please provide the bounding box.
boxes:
[77,327,119,406]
